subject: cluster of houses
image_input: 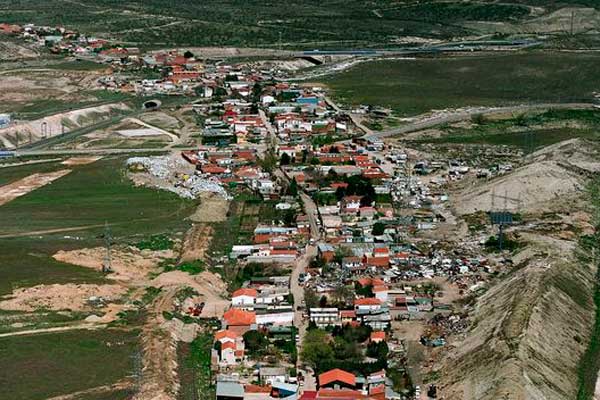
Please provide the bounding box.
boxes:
[216,366,394,400]
[0,22,135,59]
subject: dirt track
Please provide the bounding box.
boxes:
[0,169,71,206]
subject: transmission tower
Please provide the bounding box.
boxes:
[490,189,521,250]
[102,222,113,273]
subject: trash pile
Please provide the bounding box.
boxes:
[126,156,232,200]
[127,156,186,179]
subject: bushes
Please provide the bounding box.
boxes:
[135,234,173,251]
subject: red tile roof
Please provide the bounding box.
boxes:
[245,384,271,393]
[370,331,386,341]
[215,329,238,340]
[354,298,382,306]
[224,308,256,326]
[317,388,366,399]
[232,288,258,298]
[319,368,356,387]
[221,341,236,350]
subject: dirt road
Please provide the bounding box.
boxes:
[0,323,107,338]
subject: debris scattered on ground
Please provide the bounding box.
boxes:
[127,156,232,200]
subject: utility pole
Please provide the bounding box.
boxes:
[278,31,283,52]
[570,10,575,36]
[102,222,113,273]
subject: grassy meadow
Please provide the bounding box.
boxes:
[322,52,600,116]
[0,329,139,400]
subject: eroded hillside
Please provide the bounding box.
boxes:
[439,139,600,400]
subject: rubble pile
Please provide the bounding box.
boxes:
[126,156,232,200]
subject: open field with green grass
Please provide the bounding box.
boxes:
[0,159,64,185]
[0,236,107,296]
[0,328,138,400]
[322,52,600,116]
[0,157,195,297]
[0,157,196,237]
[407,109,600,151]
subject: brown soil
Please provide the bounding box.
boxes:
[151,270,228,318]
[189,193,229,223]
[180,224,213,262]
[0,169,71,206]
[0,283,127,312]
[134,287,179,400]
[61,156,102,166]
[53,246,176,283]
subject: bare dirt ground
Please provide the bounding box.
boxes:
[151,270,229,318]
[51,243,228,400]
[0,169,71,206]
[53,246,176,284]
[0,283,127,312]
[180,224,214,261]
[0,69,104,112]
[189,193,230,223]
[0,40,39,61]
[454,139,600,215]
[61,156,102,166]
[134,287,179,400]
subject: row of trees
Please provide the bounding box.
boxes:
[300,324,388,375]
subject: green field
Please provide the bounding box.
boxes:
[0,157,196,237]
[0,329,138,400]
[322,52,600,116]
[0,158,195,296]
[408,109,600,151]
[0,236,108,296]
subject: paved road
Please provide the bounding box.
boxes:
[323,96,373,135]
[291,243,318,392]
[14,147,197,157]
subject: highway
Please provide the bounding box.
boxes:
[13,146,198,157]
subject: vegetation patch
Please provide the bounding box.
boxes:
[323,53,600,116]
[135,234,174,251]
[0,329,139,400]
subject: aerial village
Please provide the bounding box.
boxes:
[1,22,520,400]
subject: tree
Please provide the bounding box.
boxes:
[259,152,277,173]
[372,222,385,236]
[366,341,389,362]
[355,282,374,297]
[335,186,346,201]
[319,295,328,308]
[332,283,352,306]
[304,288,319,308]
[243,330,269,357]
[288,178,298,196]
[301,149,308,163]
[301,329,333,369]
[280,152,291,165]
[183,50,194,59]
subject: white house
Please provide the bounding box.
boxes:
[231,288,257,308]
[354,298,382,312]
